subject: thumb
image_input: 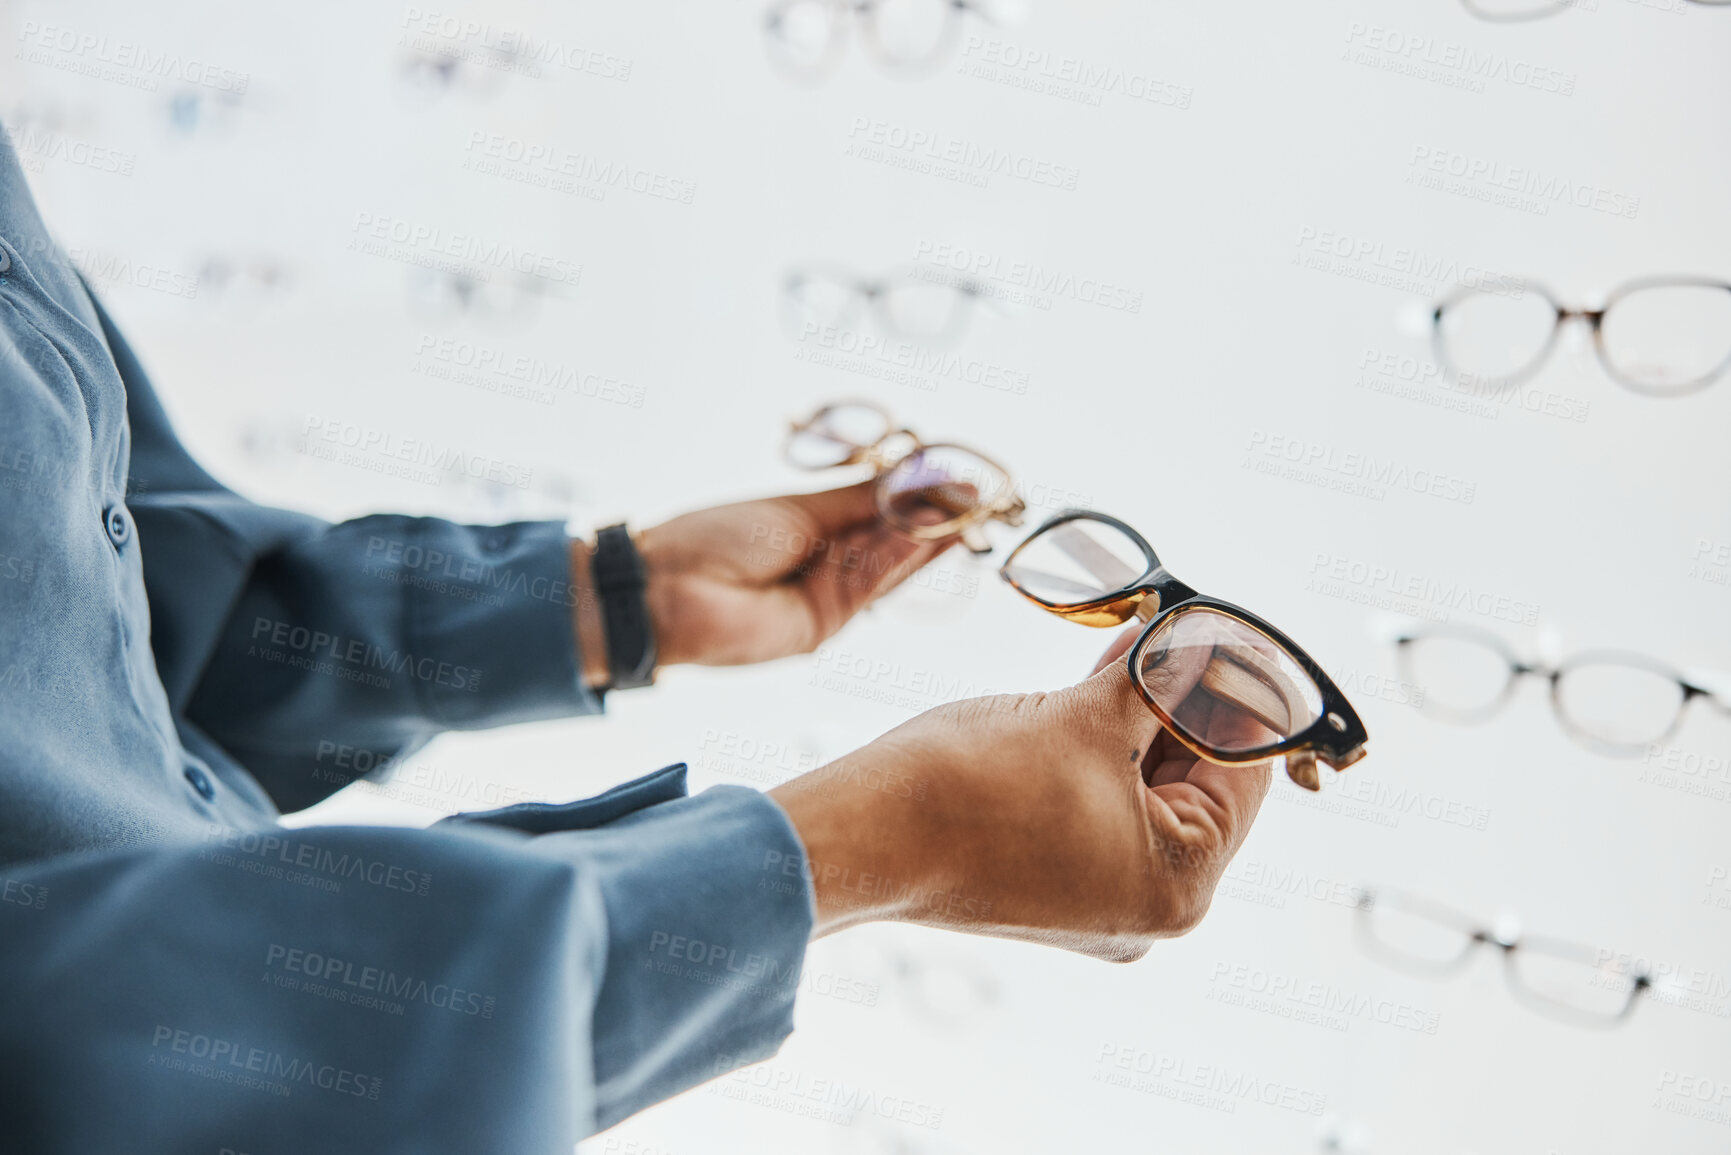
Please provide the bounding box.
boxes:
[1089,623,1143,676]
[1060,659,1168,765]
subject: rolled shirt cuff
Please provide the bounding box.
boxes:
[405,519,604,727]
[500,772,817,1129]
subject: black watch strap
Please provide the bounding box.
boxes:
[591,523,657,690]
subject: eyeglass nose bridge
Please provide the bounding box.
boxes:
[1557,306,1606,327]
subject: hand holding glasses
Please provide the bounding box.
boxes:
[1432,276,1731,397]
[1356,888,1650,1028]
[1395,624,1728,754]
[785,401,1025,554]
[999,511,1369,790]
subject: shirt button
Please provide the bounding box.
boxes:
[104,505,132,549]
[184,765,216,801]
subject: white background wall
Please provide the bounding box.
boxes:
[4,0,1729,1150]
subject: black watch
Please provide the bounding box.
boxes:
[590,523,657,691]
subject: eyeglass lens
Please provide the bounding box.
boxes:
[878,446,1007,532]
[1139,608,1325,755]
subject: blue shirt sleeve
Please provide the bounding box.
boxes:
[0,769,814,1151]
[80,291,606,815]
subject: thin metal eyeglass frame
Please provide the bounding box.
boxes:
[781,265,987,347]
[1431,276,1731,397]
[1461,0,1727,21]
[1355,888,1650,1028]
[999,511,1369,790]
[786,400,1026,554]
[763,0,990,81]
[1393,624,1729,754]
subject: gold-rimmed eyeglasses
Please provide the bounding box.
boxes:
[785,400,1026,554]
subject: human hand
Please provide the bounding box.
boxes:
[632,481,961,668]
[769,626,1274,961]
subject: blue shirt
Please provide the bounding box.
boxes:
[0,131,814,1151]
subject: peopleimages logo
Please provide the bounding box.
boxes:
[347,212,583,287]
[1292,227,1526,298]
[1094,1044,1327,1116]
[300,416,534,490]
[462,131,695,204]
[1405,146,1641,220]
[264,943,496,1018]
[955,35,1194,110]
[398,7,632,81]
[912,240,1143,312]
[200,826,435,897]
[1244,430,1478,505]
[0,123,136,176]
[15,21,251,93]
[845,117,1081,191]
[249,616,483,694]
[1342,21,1576,96]
[1207,962,1443,1035]
[148,1026,381,1100]
[1306,550,1541,626]
[708,1056,946,1131]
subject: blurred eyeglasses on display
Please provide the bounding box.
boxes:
[1394,624,1728,754]
[1460,0,1728,19]
[397,46,525,103]
[196,256,293,302]
[1432,276,1731,397]
[1355,888,1650,1027]
[1000,511,1369,790]
[785,400,1025,554]
[164,86,247,137]
[406,268,560,326]
[762,0,1025,80]
[782,265,994,347]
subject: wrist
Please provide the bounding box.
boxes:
[769,751,938,938]
[634,525,688,669]
[569,538,611,691]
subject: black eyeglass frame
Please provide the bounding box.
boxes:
[1001,511,1369,789]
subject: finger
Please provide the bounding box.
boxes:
[1145,698,1208,788]
[1157,755,1274,857]
[855,529,958,605]
[1064,661,1170,768]
[1089,624,1144,676]
[777,480,885,535]
[832,523,957,611]
[795,523,955,638]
